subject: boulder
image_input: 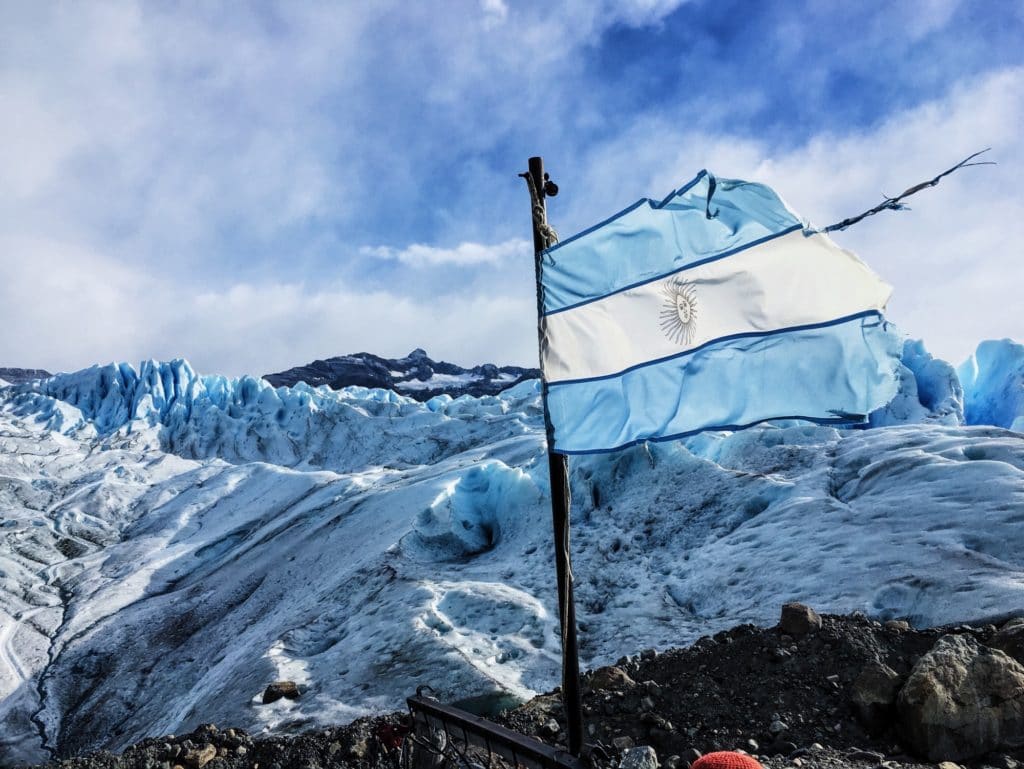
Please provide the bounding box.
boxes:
[851,661,903,731]
[897,634,1024,761]
[262,680,301,704]
[884,620,912,632]
[778,603,821,636]
[620,746,659,769]
[182,743,216,768]
[588,666,636,691]
[990,620,1024,666]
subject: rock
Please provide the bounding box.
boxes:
[182,744,216,768]
[663,755,682,769]
[641,696,656,710]
[745,739,760,752]
[681,747,703,767]
[613,736,636,750]
[261,680,301,704]
[852,661,903,731]
[769,719,789,736]
[349,737,369,759]
[884,620,912,632]
[847,750,883,761]
[897,634,1024,761]
[641,648,658,661]
[543,718,560,736]
[642,711,673,731]
[779,603,822,636]
[589,666,637,691]
[621,746,659,769]
[937,762,961,769]
[990,622,1024,666]
[236,746,248,756]
[769,741,797,757]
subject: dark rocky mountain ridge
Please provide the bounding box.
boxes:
[0,367,52,384]
[263,348,540,401]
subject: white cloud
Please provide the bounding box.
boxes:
[360,239,530,267]
[480,0,508,27]
[609,0,693,27]
[0,2,1018,377]
[555,67,1024,366]
[0,0,697,376]
[0,233,539,375]
[3,67,1020,377]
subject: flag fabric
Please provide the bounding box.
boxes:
[539,170,902,454]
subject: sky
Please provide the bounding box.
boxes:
[2,0,1023,376]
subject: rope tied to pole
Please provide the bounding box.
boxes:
[520,171,559,248]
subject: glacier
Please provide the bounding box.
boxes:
[959,338,1024,432]
[0,341,1022,764]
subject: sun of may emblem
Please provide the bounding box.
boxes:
[660,276,698,345]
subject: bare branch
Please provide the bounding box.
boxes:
[817,148,996,234]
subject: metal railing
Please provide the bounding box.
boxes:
[404,689,584,769]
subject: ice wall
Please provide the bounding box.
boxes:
[869,339,964,427]
[959,339,1024,432]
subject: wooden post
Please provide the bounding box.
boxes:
[525,156,585,757]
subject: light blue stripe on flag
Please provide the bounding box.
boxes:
[545,313,901,454]
[542,171,802,315]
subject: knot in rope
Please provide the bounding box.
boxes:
[520,171,558,248]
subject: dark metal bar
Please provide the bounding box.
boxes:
[525,156,585,758]
[407,694,583,769]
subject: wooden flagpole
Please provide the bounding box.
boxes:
[522,156,585,757]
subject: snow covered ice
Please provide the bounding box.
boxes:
[0,343,1023,763]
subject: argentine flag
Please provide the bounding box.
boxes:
[540,171,902,454]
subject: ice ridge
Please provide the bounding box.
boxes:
[7,359,543,473]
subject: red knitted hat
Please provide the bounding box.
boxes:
[690,752,764,769]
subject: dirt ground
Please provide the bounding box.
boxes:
[28,611,1024,769]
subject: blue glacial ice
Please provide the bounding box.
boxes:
[959,338,1024,432]
[0,339,1021,762]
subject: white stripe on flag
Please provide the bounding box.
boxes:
[542,229,892,384]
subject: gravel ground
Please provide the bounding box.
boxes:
[23,611,1024,769]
